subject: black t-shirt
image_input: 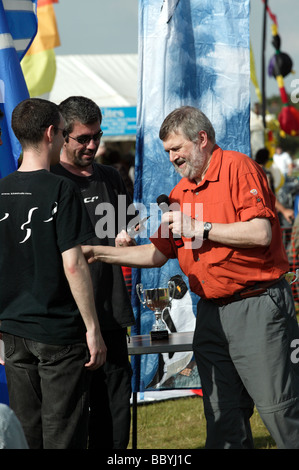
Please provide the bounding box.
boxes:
[51,163,135,330]
[0,170,95,344]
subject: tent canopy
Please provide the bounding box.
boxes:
[49,54,138,139]
[50,54,138,106]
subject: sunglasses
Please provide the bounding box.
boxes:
[62,129,103,145]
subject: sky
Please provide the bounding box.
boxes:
[53,0,299,102]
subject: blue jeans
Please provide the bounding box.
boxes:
[2,333,91,449]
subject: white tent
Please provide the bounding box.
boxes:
[48,54,138,140]
[50,54,138,107]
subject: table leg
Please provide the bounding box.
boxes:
[132,391,137,449]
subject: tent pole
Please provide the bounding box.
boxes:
[262,0,268,129]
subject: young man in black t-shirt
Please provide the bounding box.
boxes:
[0,98,106,449]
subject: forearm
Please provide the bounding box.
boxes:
[62,246,107,369]
[206,219,272,248]
[83,243,168,268]
[62,247,101,333]
[164,212,272,248]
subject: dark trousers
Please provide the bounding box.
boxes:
[193,279,299,449]
[2,333,91,449]
[88,328,132,449]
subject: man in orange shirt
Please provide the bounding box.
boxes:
[82,106,299,449]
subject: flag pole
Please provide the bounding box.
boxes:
[262,0,268,129]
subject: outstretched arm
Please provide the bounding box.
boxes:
[82,242,168,269]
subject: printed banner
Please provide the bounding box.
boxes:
[131,0,250,392]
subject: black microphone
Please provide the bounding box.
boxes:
[156,194,184,248]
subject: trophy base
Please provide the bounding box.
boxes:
[150,329,169,341]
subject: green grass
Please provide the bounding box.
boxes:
[129,395,277,449]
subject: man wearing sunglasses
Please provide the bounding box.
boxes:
[52,96,135,450]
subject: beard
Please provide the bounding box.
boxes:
[73,150,95,167]
[172,146,204,181]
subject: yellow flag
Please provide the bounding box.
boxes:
[21,1,60,97]
[250,43,262,103]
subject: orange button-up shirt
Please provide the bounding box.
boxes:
[150,146,289,299]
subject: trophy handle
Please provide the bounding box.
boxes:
[161,307,169,328]
[285,269,299,285]
[167,280,176,302]
[136,283,146,306]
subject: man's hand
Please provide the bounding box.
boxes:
[85,330,107,370]
[115,229,137,247]
[162,211,203,239]
[281,207,295,224]
[81,245,97,264]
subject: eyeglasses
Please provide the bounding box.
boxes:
[65,129,103,145]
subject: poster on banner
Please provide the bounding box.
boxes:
[131,0,251,393]
[101,106,137,137]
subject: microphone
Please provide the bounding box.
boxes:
[156,194,184,248]
[126,215,150,238]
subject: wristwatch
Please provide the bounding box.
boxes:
[203,222,212,240]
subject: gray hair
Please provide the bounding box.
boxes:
[58,96,102,134]
[159,106,215,144]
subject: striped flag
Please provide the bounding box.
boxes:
[0,0,38,178]
[21,0,60,98]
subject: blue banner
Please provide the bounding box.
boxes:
[0,0,37,178]
[0,0,37,404]
[131,0,250,392]
[101,106,137,136]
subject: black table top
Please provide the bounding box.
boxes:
[127,331,194,355]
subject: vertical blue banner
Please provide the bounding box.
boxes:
[131,0,250,392]
[0,0,37,178]
[0,0,38,404]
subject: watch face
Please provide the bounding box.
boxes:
[203,222,212,239]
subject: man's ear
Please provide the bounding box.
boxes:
[198,130,208,148]
[46,125,55,142]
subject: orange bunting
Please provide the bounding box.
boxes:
[26,3,60,55]
[37,0,59,6]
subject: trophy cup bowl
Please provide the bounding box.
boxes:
[136,281,175,340]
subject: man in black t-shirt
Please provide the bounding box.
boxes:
[52,96,136,449]
[0,99,106,449]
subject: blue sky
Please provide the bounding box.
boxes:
[54,0,299,99]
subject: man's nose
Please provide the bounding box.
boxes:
[86,138,98,149]
[169,150,176,162]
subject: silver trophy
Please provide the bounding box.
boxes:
[285,269,299,285]
[136,281,176,340]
